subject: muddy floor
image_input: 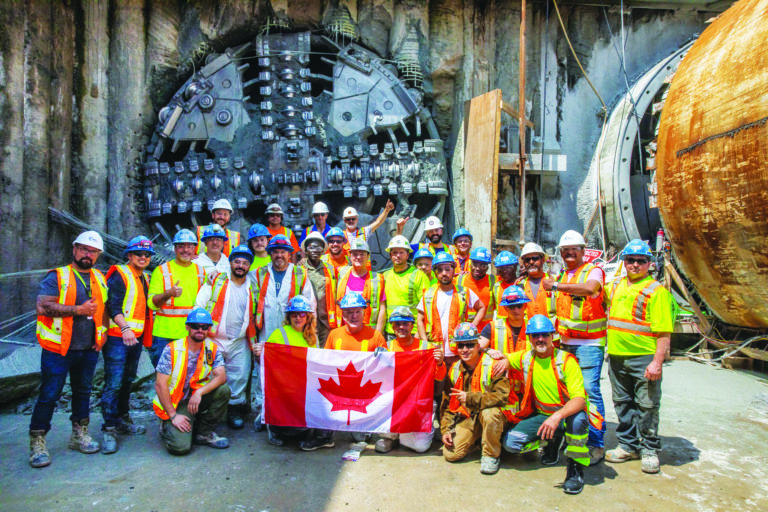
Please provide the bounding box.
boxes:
[0,360,766,512]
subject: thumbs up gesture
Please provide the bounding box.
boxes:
[78,298,98,317]
[170,280,183,298]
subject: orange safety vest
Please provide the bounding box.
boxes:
[335,266,383,327]
[36,265,108,355]
[606,277,663,337]
[447,353,520,423]
[106,265,153,347]
[421,284,469,354]
[321,252,349,272]
[204,273,257,345]
[419,242,458,259]
[156,262,206,320]
[519,273,557,320]
[489,318,528,355]
[555,263,607,340]
[152,338,218,419]
[252,265,307,330]
[457,273,496,324]
[195,226,241,257]
[303,260,338,329]
[492,279,515,308]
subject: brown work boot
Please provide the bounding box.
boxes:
[29,430,51,468]
[68,419,100,454]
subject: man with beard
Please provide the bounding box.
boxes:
[196,224,231,278]
[492,251,519,302]
[341,200,395,247]
[30,231,108,467]
[452,229,473,274]
[321,227,349,272]
[517,242,557,326]
[196,199,241,257]
[334,239,387,333]
[264,203,300,255]
[456,247,496,331]
[419,216,457,257]
[299,232,337,347]
[195,245,257,430]
[382,236,429,340]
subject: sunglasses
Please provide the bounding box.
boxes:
[522,255,542,263]
[529,333,550,340]
[313,213,327,217]
[187,323,210,331]
[132,251,152,258]
[456,342,477,350]
[327,239,344,244]
[505,304,525,310]
[344,218,357,223]
[290,312,308,318]
[625,257,650,265]
[268,213,282,217]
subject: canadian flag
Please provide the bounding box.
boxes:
[262,344,435,433]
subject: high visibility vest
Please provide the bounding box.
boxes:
[447,354,520,423]
[152,338,218,419]
[335,267,383,328]
[302,260,338,329]
[342,227,367,252]
[252,265,307,329]
[457,273,496,323]
[519,274,557,321]
[492,279,514,308]
[421,284,469,353]
[156,262,206,320]
[269,325,314,347]
[419,242,457,259]
[196,226,241,257]
[321,252,349,272]
[204,273,257,345]
[383,265,426,332]
[386,337,430,351]
[106,265,153,347]
[607,276,663,339]
[489,318,528,355]
[36,265,108,355]
[555,263,607,340]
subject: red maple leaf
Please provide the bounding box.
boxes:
[317,361,383,425]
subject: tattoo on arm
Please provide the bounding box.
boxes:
[36,296,78,317]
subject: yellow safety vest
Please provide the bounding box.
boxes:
[107,265,150,339]
[156,262,206,320]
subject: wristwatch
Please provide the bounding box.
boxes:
[552,282,559,292]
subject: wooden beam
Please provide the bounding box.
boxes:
[501,101,534,127]
[663,253,712,332]
[518,0,527,246]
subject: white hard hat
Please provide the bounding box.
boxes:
[212,198,233,212]
[312,202,330,215]
[520,242,545,258]
[301,231,327,252]
[265,203,283,215]
[73,231,104,251]
[343,206,358,219]
[558,230,586,248]
[424,216,443,231]
[386,235,412,253]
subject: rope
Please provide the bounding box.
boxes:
[0,269,50,281]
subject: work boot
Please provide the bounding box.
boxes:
[589,446,605,466]
[563,459,585,495]
[116,415,146,435]
[541,436,563,466]
[641,452,661,474]
[480,456,500,475]
[101,427,118,454]
[300,436,335,451]
[267,427,284,447]
[605,446,640,463]
[374,437,398,453]
[68,419,100,454]
[227,407,244,430]
[193,431,229,449]
[29,430,51,468]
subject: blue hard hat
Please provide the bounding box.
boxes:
[201,224,228,241]
[526,314,556,335]
[173,229,197,245]
[494,251,519,267]
[229,244,254,263]
[621,239,653,259]
[266,234,294,253]
[285,296,313,313]
[326,227,346,241]
[500,285,531,307]
[338,290,368,309]
[388,306,415,323]
[123,236,155,258]
[413,248,433,262]
[247,223,270,241]
[470,247,492,264]
[453,322,479,342]
[186,307,213,326]
[432,251,456,267]
[452,228,473,243]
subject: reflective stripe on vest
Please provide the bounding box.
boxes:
[336,267,382,327]
[447,354,519,420]
[555,263,607,339]
[253,265,306,329]
[107,265,149,339]
[334,336,369,351]
[152,338,217,419]
[458,274,495,322]
[387,337,430,351]
[422,284,468,347]
[607,277,662,336]
[490,318,527,355]
[157,262,205,318]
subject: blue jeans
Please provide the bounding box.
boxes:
[561,344,606,448]
[149,336,175,368]
[503,410,589,463]
[30,348,100,432]
[100,335,143,428]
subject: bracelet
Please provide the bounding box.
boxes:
[120,325,131,332]
[170,414,177,421]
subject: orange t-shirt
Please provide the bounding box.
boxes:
[389,338,447,380]
[267,225,300,253]
[325,325,387,351]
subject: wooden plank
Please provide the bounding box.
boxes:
[501,101,533,127]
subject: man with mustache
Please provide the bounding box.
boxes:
[456,247,496,331]
[195,198,241,257]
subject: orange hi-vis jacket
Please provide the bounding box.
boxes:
[519,273,557,321]
[457,273,496,326]
[152,338,218,419]
[555,263,607,340]
[309,260,338,329]
[421,283,469,354]
[204,273,257,346]
[335,266,384,327]
[36,265,108,355]
[251,265,308,329]
[447,353,521,423]
[106,265,153,347]
[195,225,241,257]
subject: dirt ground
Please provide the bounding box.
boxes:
[0,360,766,512]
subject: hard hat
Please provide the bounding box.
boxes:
[349,239,370,253]
[413,248,433,262]
[186,307,213,326]
[424,216,443,231]
[432,251,456,267]
[212,198,234,212]
[558,230,586,248]
[301,231,327,252]
[326,227,346,242]
[343,206,359,219]
[621,239,653,259]
[285,296,313,313]
[388,306,415,323]
[338,290,368,309]
[73,231,104,251]
[453,322,479,342]
[123,236,155,258]
[265,203,284,215]
[173,229,197,245]
[452,228,473,243]
[500,285,531,307]
[266,234,294,253]
[312,202,330,215]
[520,242,545,258]
[229,244,254,263]
[201,224,229,241]
[247,223,270,240]
[470,247,492,264]
[526,314,556,335]
[494,251,519,267]
[386,235,412,253]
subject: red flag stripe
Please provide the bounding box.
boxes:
[390,351,435,433]
[263,344,308,428]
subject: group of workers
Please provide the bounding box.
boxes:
[29,198,674,495]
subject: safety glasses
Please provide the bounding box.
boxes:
[132,251,152,258]
[187,323,210,331]
[522,255,542,264]
[625,257,650,265]
[456,342,477,350]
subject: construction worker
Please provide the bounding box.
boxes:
[299,232,338,347]
[542,230,607,465]
[517,242,557,326]
[147,229,206,368]
[456,247,496,330]
[195,245,257,430]
[479,286,530,356]
[299,201,332,244]
[341,199,395,247]
[452,228,473,274]
[264,203,300,254]
[605,240,675,474]
[496,315,594,495]
[246,223,272,271]
[375,307,445,454]
[196,198,241,257]
[382,235,430,340]
[100,236,155,454]
[334,239,386,333]
[440,323,512,475]
[321,227,349,272]
[30,231,108,468]
[153,308,230,455]
[417,252,486,368]
[196,224,231,278]
[492,251,519,302]
[413,248,437,287]
[419,216,457,257]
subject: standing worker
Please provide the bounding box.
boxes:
[321,227,349,272]
[299,232,338,347]
[196,224,231,277]
[456,247,496,331]
[452,229,473,274]
[413,248,437,287]
[245,223,272,271]
[196,199,241,257]
[382,235,430,340]
[334,239,387,333]
[479,286,530,357]
[492,251,519,302]
[30,231,108,468]
[605,240,675,474]
[300,201,332,244]
[341,199,395,247]
[517,242,557,326]
[264,203,300,254]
